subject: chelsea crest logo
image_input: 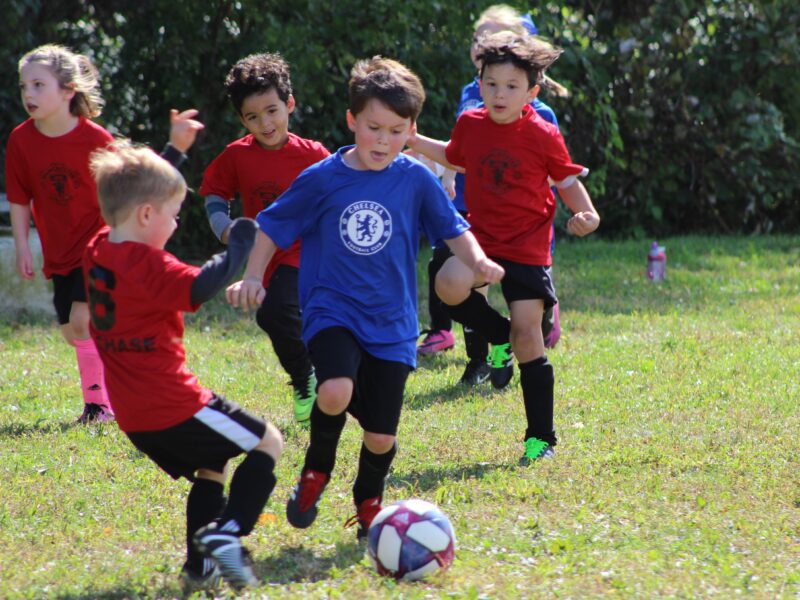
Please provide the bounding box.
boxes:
[340,201,392,255]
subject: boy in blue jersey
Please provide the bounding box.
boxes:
[227,56,504,538]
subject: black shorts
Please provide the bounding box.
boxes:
[126,394,267,481]
[492,258,558,308]
[308,327,411,435]
[51,267,87,325]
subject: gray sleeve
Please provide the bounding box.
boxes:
[160,143,186,168]
[205,194,233,242]
[190,218,258,305]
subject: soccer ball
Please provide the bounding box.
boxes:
[366,498,456,581]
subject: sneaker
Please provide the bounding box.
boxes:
[519,437,555,466]
[193,522,258,590]
[179,560,221,594]
[543,303,561,349]
[344,497,382,540]
[76,403,115,424]
[459,359,491,386]
[286,469,329,529]
[417,329,455,355]
[292,371,317,424]
[488,343,514,389]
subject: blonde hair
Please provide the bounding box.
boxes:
[19,44,105,118]
[90,141,186,226]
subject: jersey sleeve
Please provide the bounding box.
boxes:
[445,117,467,168]
[543,130,588,188]
[140,251,202,313]
[256,164,322,249]
[416,166,470,245]
[4,133,32,205]
[199,147,238,200]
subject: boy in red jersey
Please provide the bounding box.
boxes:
[200,53,329,424]
[409,31,600,465]
[84,143,283,592]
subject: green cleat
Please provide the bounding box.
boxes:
[487,343,514,389]
[519,437,555,466]
[293,371,317,424]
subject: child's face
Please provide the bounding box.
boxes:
[239,88,295,150]
[345,99,414,171]
[145,193,184,249]
[480,62,538,125]
[19,62,74,122]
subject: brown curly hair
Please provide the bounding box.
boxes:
[225,53,293,114]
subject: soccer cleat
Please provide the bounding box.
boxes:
[488,343,514,389]
[344,496,382,540]
[193,522,258,590]
[286,469,329,529]
[519,437,555,466]
[543,303,561,349]
[179,559,221,594]
[416,329,455,355]
[459,359,491,386]
[76,402,115,424]
[292,371,317,424]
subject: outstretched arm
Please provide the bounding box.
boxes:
[406,133,462,172]
[444,230,505,284]
[225,228,278,311]
[190,218,257,305]
[557,180,600,237]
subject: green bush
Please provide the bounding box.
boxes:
[1,1,798,254]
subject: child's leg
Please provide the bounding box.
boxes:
[353,433,397,506]
[68,302,112,415]
[185,469,227,576]
[435,256,510,343]
[427,246,453,333]
[303,378,351,474]
[509,300,557,448]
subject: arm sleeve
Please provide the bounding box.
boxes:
[417,166,470,245]
[160,143,186,168]
[5,135,32,205]
[256,165,321,249]
[444,117,466,168]
[544,130,589,187]
[205,194,232,242]
[190,218,258,305]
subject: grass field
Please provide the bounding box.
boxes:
[1,236,799,599]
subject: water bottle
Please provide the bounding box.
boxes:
[646,241,666,281]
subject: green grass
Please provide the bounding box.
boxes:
[1,235,799,599]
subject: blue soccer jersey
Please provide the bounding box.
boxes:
[257,147,469,367]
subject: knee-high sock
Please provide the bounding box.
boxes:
[519,357,557,446]
[463,325,489,362]
[445,291,510,345]
[218,451,277,536]
[353,442,397,506]
[73,338,110,409]
[186,478,226,571]
[304,402,347,475]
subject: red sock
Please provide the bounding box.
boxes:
[73,338,111,411]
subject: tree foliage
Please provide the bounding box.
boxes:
[1,0,798,254]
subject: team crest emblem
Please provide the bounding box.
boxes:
[340,201,392,255]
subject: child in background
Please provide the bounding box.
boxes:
[409,32,599,465]
[227,57,503,537]
[200,53,329,424]
[6,44,201,424]
[85,143,282,591]
[418,5,569,388]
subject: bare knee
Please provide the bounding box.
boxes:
[69,302,91,340]
[196,467,227,484]
[510,327,543,362]
[363,431,396,454]
[254,421,284,462]
[317,378,353,414]
[435,260,473,305]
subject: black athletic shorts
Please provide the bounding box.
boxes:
[307,327,411,436]
[492,258,558,308]
[51,267,87,325]
[126,394,267,481]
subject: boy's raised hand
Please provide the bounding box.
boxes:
[169,109,205,154]
[566,211,600,237]
[474,256,505,285]
[226,277,265,312]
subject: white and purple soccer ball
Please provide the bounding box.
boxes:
[366,498,456,581]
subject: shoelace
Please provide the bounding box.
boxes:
[344,499,381,530]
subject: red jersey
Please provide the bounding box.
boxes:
[446,105,587,265]
[200,132,329,285]
[5,118,113,277]
[83,230,212,432]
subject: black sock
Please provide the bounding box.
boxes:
[445,291,510,344]
[463,325,489,363]
[186,478,225,572]
[304,402,347,475]
[353,442,397,506]
[218,451,276,536]
[519,357,557,446]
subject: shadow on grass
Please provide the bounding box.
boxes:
[53,584,177,600]
[388,461,510,493]
[254,540,364,584]
[404,379,501,411]
[0,420,78,438]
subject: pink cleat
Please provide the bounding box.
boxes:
[543,304,561,349]
[76,403,115,424]
[416,329,455,355]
